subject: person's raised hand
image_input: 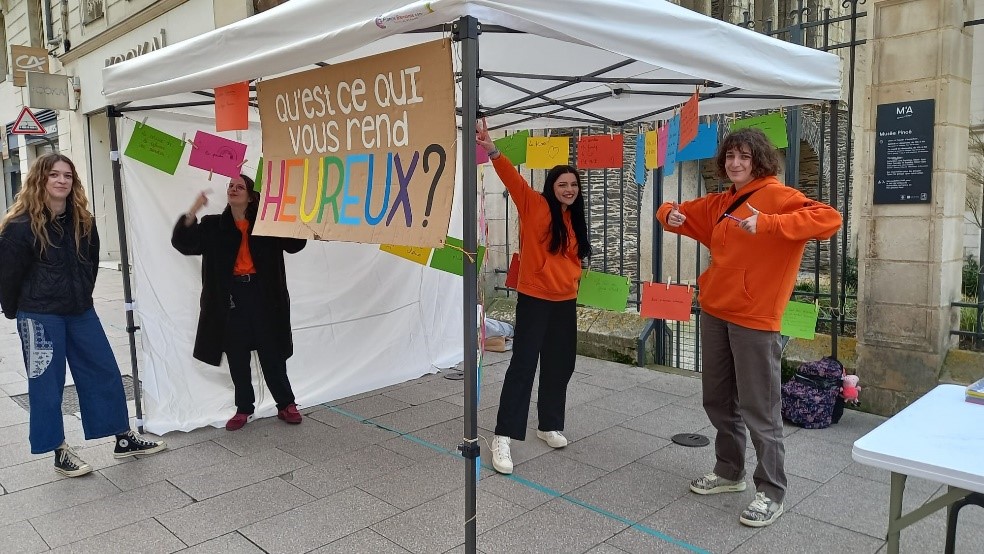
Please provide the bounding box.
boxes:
[740,203,760,234]
[666,201,686,227]
[476,118,495,153]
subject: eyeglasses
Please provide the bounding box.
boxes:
[227,183,247,191]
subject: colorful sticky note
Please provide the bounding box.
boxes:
[644,130,658,170]
[526,136,570,169]
[634,133,646,185]
[780,301,819,339]
[640,282,693,321]
[214,81,250,132]
[577,270,630,312]
[188,131,248,179]
[380,243,432,265]
[123,123,186,175]
[678,90,699,150]
[577,135,623,169]
[664,115,680,177]
[429,236,486,275]
[657,125,668,169]
[476,144,489,165]
[677,123,719,162]
[730,113,789,149]
[253,155,264,192]
[493,130,529,165]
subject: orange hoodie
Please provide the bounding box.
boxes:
[493,155,582,301]
[656,176,842,331]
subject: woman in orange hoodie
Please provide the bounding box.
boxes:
[477,121,592,475]
[656,128,841,528]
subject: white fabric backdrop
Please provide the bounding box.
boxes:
[118,111,464,434]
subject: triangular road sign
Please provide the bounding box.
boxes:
[11,106,46,135]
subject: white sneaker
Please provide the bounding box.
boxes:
[490,435,513,474]
[536,430,568,448]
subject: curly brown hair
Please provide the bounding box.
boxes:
[0,153,93,256]
[714,128,782,182]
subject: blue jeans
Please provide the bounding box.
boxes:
[16,309,130,454]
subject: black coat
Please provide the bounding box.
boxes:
[0,208,99,319]
[171,204,305,366]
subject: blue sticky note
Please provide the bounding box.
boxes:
[664,115,680,177]
[634,133,646,185]
[677,123,719,162]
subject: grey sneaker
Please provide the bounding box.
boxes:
[739,492,784,527]
[690,472,747,495]
[490,435,513,474]
[54,444,92,477]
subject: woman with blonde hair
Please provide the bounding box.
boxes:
[0,153,165,478]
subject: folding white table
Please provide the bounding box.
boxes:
[852,384,984,554]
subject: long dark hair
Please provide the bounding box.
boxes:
[541,165,592,259]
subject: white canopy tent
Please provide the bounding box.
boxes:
[101,1,841,550]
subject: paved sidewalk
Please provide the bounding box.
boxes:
[0,268,981,553]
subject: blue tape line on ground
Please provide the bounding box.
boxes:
[325,404,709,554]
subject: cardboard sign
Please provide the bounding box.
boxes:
[526,136,570,169]
[429,236,486,275]
[215,81,250,132]
[11,45,49,87]
[780,301,819,339]
[123,122,186,175]
[255,39,457,246]
[640,282,693,321]
[644,130,658,170]
[676,123,719,162]
[577,270,630,312]
[494,130,529,166]
[664,115,680,176]
[577,135,623,169]
[678,90,699,150]
[731,113,788,149]
[188,131,248,178]
[380,243,432,265]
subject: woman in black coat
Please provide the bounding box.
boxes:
[172,174,306,430]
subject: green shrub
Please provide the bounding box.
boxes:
[961,305,981,332]
[963,256,980,298]
[842,257,858,292]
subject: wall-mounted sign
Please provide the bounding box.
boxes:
[104,29,167,67]
[874,99,935,204]
[83,0,106,25]
[26,72,71,111]
[10,45,49,87]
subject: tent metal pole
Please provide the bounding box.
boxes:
[455,15,481,554]
[106,105,145,433]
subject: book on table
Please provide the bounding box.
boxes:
[966,377,984,403]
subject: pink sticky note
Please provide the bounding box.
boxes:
[657,125,669,168]
[476,144,489,164]
[188,131,248,178]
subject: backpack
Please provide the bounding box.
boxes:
[781,357,845,429]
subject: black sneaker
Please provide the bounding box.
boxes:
[113,431,167,459]
[54,444,92,477]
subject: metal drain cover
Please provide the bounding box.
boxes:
[671,433,710,447]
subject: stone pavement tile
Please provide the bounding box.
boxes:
[558,403,633,442]
[100,441,240,491]
[477,473,555,511]
[586,545,632,554]
[175,532,265,554]
[637,441,716,480]
[47,518,186,554]
[558,425,668,472]
[278,421,399,465]
[782,432,854,483]
[0,445,133,493]
[0,471,120,524]
[0,421,30,448]
[241,487,401,554]
[478,496,627,554]
[0,371,22,387]
[303,406,370,428]
[609,496,757,554]
[731,512,884,554]
[668,391,704,411]
[841,461,945,497]
[620,403,711,441]
[0,380,28,396]
[157,477,315,546]
[333,394,413,420]
[287,444,414,499]
[0,397,30,428]
[30,480,192,548]
[211,415,333,455]
[808,408,884,445]
[511,451,608,495]
[587,387,678,417]
[152,425,227,451]
[357,455,464,510]
[411,418,472,454]
[442,380,505,412]
[372,487,526,553]
[637,371,703,398]
[168,447,309,501]
[372,399,465,434]
[310,528,410,553]
[378,433,446,462]
[565,380,618,407]
[0,519,48,554]
[577,364,662,392]
[568,462,688,522]
[382,378,464,406]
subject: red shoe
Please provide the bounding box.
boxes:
[277,403,302,424]
[226,412,252,431]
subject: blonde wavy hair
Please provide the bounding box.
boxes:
[0,153,93,256]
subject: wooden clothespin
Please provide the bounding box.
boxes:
[207,169,213,181]
[186,138,198,149]
[238,158,248,168]
[666,275,673,290]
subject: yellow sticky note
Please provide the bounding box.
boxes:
[380,244,432,265]
[525,137,570,169]
[644,130,658,169]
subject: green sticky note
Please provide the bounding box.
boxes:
[493,130,529,165]
[254,156,264,192]
[123,123,186,175]
[429,236,486,276]
[781,301,819,339]
[576,270,630,311]
[730,113,789,149]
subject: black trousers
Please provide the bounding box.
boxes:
[224,278,296,413]
[495,293,577,440]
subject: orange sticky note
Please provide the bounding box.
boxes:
[215,82,250,132]
[640,282,693,321]
[678,90,699,150]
